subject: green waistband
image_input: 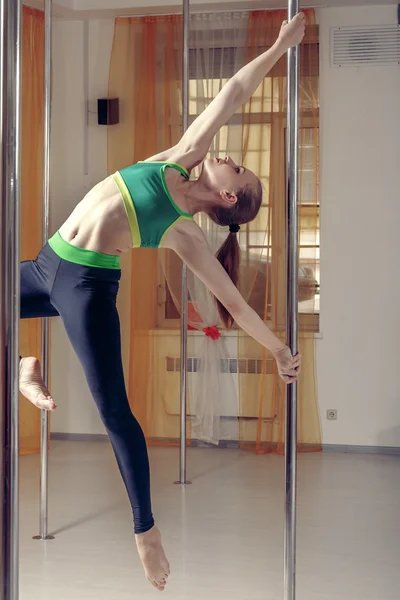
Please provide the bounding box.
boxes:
[48,232,121,270]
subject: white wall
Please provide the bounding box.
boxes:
[50,5,400,447]
[317,5,400,446]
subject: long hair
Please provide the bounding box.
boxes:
[211,180,263,328]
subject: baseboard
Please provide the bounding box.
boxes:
[50,433,238,448]
[50,433,400,455]
[322,444,400,455]
[51,432,109,443]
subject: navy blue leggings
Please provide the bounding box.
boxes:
[20,243,154,534]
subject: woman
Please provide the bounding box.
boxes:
[19,14,305,592]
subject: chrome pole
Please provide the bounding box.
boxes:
[175,0,191,486]
[284,3,300,600]
[0,0,22,598]
[34,0,54,542]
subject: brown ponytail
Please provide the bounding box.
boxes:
[215,231,241,328]
[210,180,263,329]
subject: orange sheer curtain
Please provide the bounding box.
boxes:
[239,10,321,453]
[20,6,44,454]
[158,10,321,451]
[107,11,321,451]
[108,16,184,443]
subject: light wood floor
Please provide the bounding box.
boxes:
[19,442,400,599]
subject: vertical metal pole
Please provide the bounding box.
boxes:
[285,3,300,600]
[175,0,191,486]
[35,0,54,542]
[0,0,22,598]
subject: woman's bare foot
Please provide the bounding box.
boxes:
[19,357,56,411]
[135,526,170,592]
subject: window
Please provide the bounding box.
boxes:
[158,42,320,333]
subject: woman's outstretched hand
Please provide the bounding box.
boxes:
[277,12,306,51]
[273,346,302,385]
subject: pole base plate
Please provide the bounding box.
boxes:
[174,480,192,485]
[33,535,55,540]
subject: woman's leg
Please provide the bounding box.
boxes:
[20,257,59,410]
[50,262,169,590]
[54,282,154,533]
[20,258,60,320]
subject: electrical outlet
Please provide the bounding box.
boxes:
[327,410,337,421]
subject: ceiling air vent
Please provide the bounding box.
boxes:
[332,25,400,67]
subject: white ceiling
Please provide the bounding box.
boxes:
[26,0,398,19]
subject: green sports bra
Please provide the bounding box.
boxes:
[113,161,194,248]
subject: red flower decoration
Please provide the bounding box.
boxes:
[203,326,221,341]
